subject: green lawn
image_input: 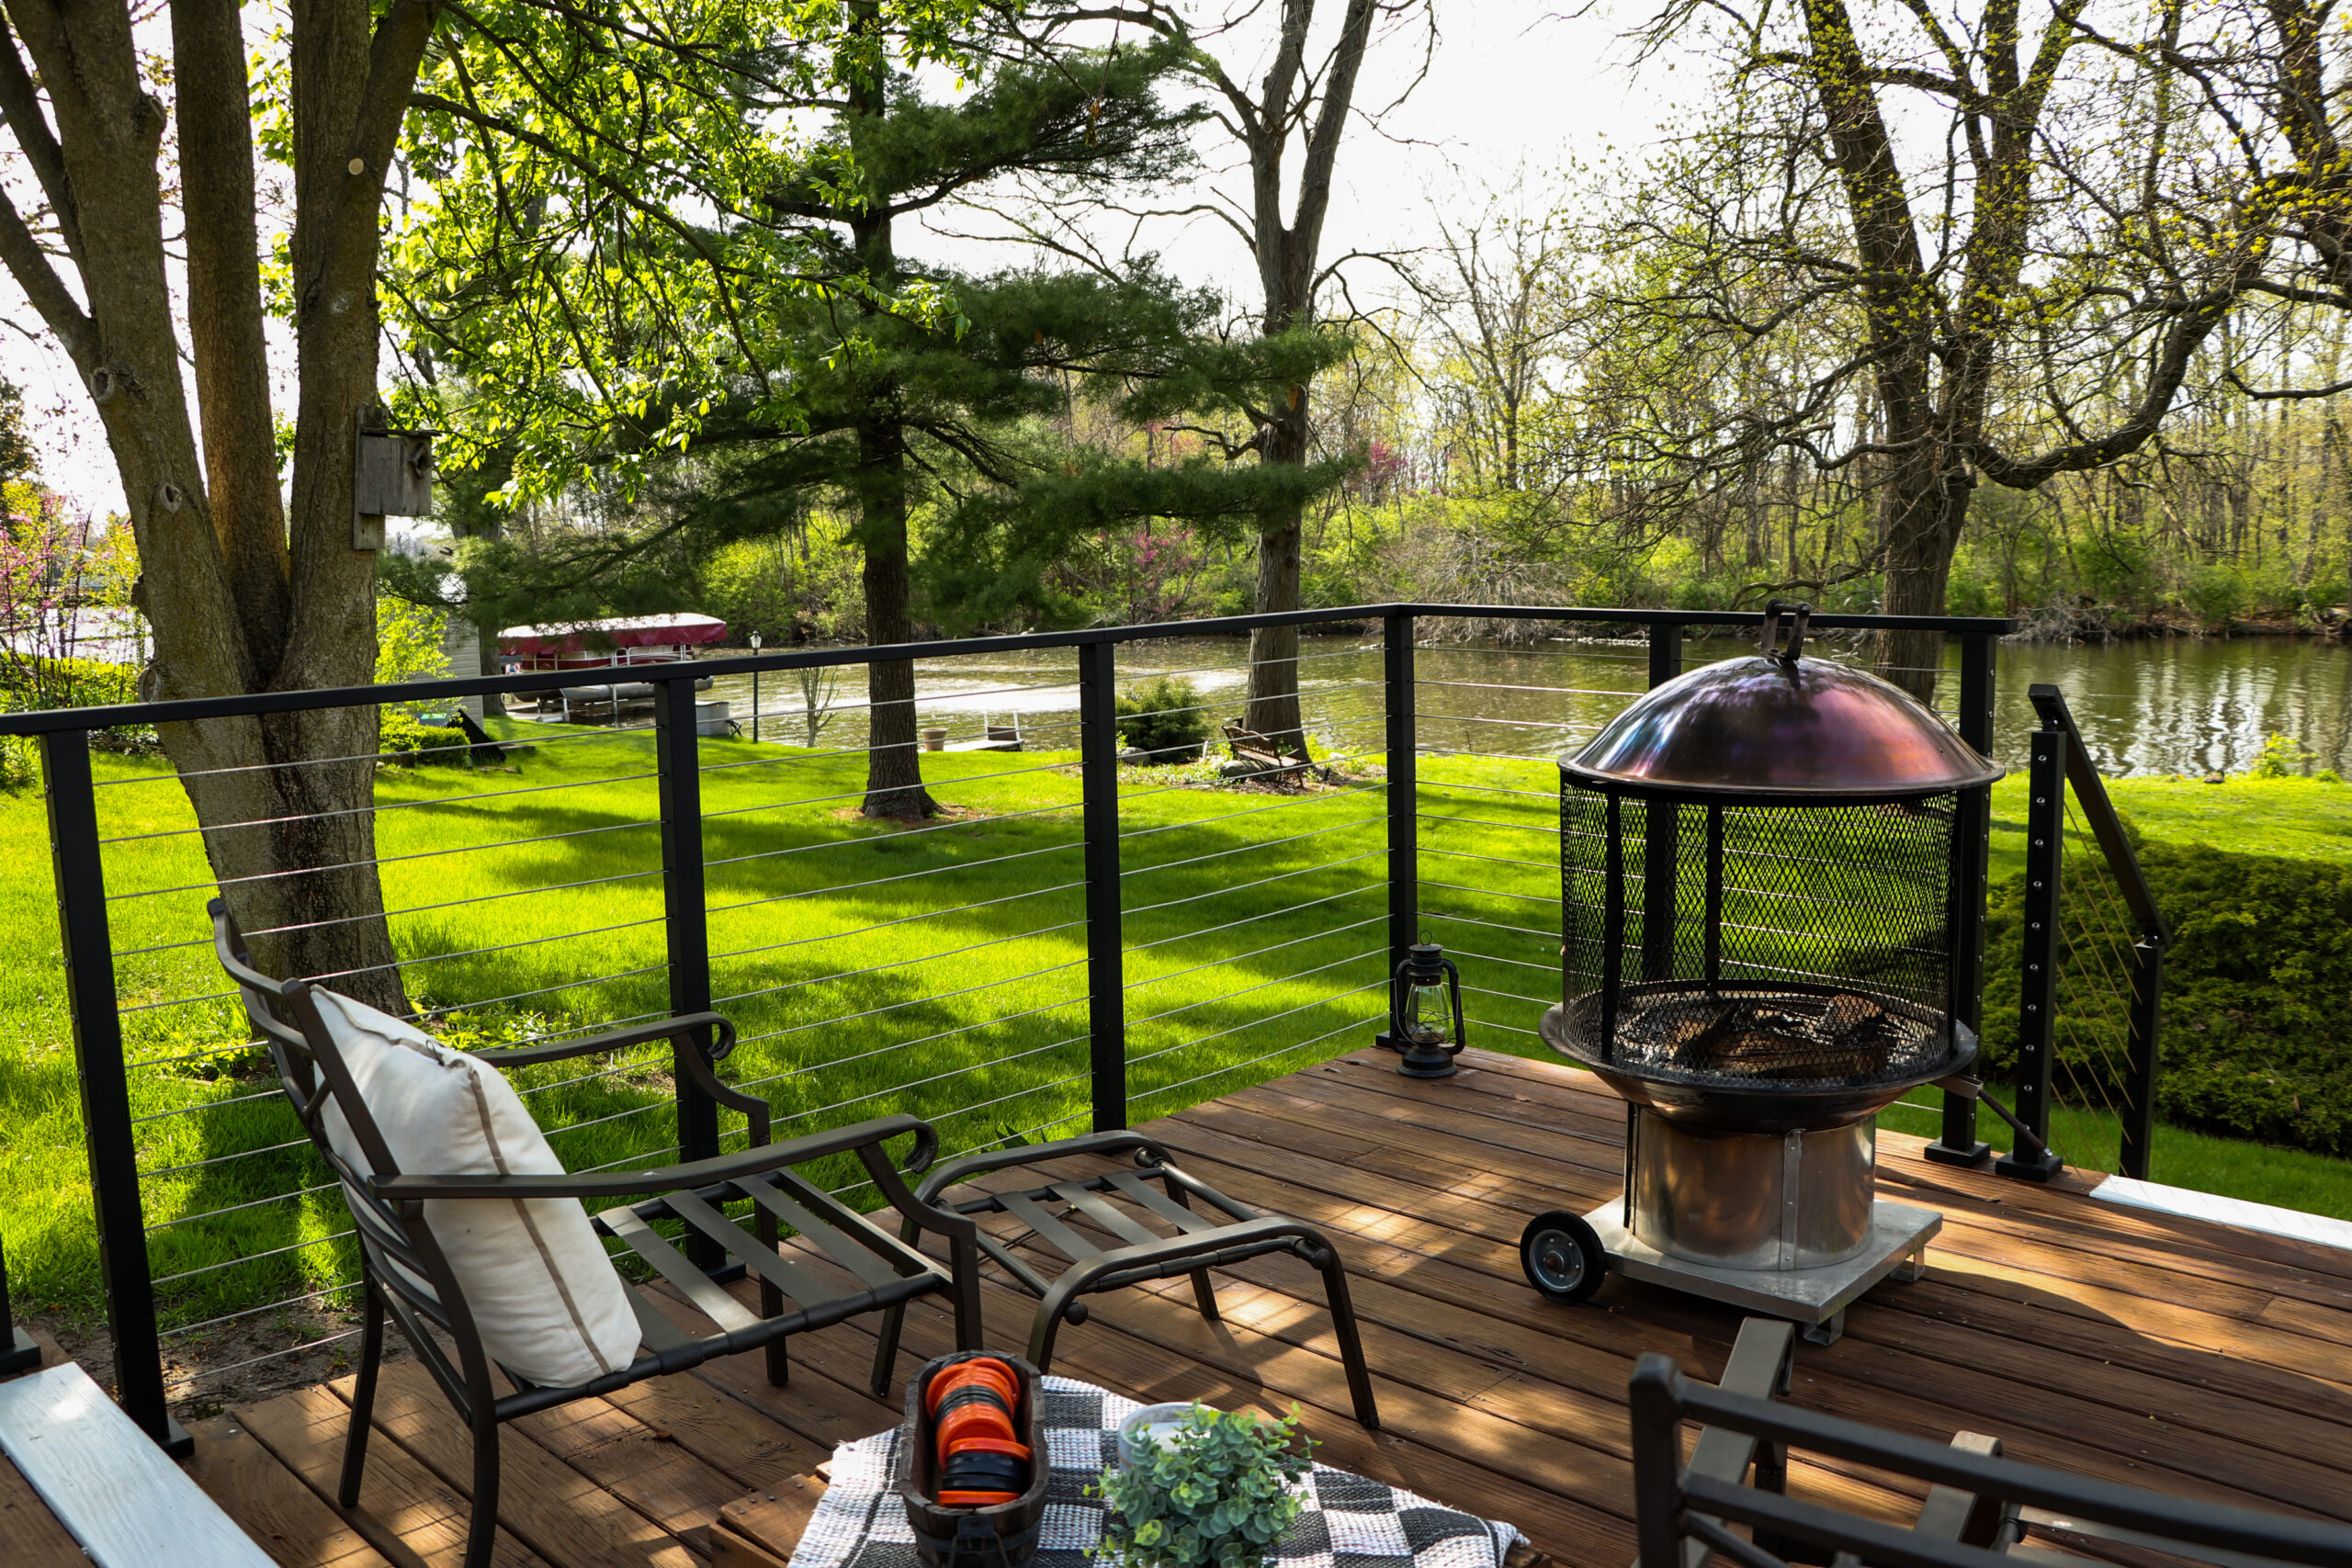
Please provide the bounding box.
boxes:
[3,724,2348,1353]
[3,715,1416,1337]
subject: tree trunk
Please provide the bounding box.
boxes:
[1874,468,1972,703]
[1244,387,1311,757]
[1227,0,1383,760]
[1,0,425,1012]
[844,9,933,819]
[858,417,934,818]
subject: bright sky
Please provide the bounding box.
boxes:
[3,2,1685,520]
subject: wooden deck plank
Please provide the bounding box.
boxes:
[235,1382,554,1568]
[712,1477,827,1566]
[180,1415,394,1568]
[752,1267,1646,1568]
[1157,1071,2352,1387]
[1166,1104,2352,1448]
[1170,1077,2352,1460]
[198,1046,2352,1568]
[322,1362,701,1568]
[1055,1129,2352,1526]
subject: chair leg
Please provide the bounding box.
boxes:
[336,1275,385,1509]
[466,1416,502,1568]
[1026,1298,1069,1375]
[766,1334,791,1388]
[1027,1261,1101,1373]
[949,1236,984,1352]
[871,1303,907,1399]
[1307,1240,1380,1431]
[1162,1179,1224,1323]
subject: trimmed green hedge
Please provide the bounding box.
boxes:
[1981,836,2352,1156]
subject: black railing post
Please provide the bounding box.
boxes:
[654,679,724,1268]
[1640,623,1683,981]
[1928,629,1996,1168]
[2022,682,2167,1181]
[1378,612,1418,1045]
[1999,721,2066,1181]
[1079,639,1126,1132]
[40,730,185,1449]
[1,1237,40,1373]
[2121,935,2163,1181]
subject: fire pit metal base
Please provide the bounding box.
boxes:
[1578,1196,1939,1346]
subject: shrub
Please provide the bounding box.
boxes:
[0,655,150,788]
[1981,837,2352,1156]
[2178,565,2245,627]
[2248,733,2316,780]
[380,709,469,765]
[1096,1405,1311,1568]
[2077,529,2156,611]
[1116,674,1212,763]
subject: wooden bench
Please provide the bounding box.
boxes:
[1220,721,1311,776]
[0,1360,274,1568]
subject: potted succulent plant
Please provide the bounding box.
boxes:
[1095,1405,1312,1568]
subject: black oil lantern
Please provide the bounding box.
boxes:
[1383,942,1465,1078]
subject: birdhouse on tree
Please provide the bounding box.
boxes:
[353,404,436,550]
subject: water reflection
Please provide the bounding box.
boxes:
[687,633,2352,778]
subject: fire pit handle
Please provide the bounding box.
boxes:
[1759,599,1813,665]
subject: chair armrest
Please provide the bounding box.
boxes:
[913,1129,1168,1203]
[372,1112,937,1201]
[471,1011,737,1067]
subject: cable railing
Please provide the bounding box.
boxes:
[1,598,2027,1454]
[2000,684,2166,1180]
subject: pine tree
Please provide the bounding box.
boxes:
[402,9,1349,817]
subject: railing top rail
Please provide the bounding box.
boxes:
[0,602,2014,738]
[2026,682,2167,941]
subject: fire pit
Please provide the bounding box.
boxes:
[1520,603,2001,1341]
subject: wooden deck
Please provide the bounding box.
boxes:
[28,1045,2352,1567]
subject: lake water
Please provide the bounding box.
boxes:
[690,632,2352,778]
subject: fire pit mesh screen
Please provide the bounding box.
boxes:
[1559,790,1959,1087]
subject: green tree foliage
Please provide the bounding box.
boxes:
[0,377,32,490]
[399,10,1345,816]
[1114,675,1211,762]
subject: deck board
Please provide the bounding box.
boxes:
[164,1047,2352,1568]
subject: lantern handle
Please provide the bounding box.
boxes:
[1759,599,1812,665]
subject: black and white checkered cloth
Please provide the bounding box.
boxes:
[789,1377,1525,1568]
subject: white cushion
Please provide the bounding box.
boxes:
[310,989,641,1386]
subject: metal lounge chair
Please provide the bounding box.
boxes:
[1630,1315,2352,1568]
[209,899,983,1568]
[876,1129,1380,1429]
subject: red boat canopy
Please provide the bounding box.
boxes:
[498,613,729,658]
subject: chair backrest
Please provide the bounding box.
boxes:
[208,900,473,1352]
[1628,1349,2352,1568]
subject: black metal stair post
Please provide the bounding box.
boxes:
[2024,682,2168,1182]
[40,730,187,1450]
[2000,719,2067,1181]
[1928,630,1997,1168]
[1079,638,1127,1132]
[654,678,725,1270]
[2122,935,2163,1180]
[1376,612,1418,1049]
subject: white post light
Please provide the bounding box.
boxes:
[749,629,763,743]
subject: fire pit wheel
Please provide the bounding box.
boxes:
[1520,1211,1606,1304]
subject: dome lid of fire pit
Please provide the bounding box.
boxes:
[1564,603,2002,799]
